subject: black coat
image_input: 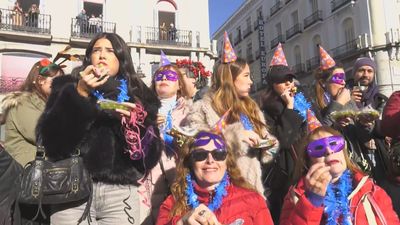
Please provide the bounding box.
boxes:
[36,75,162,185]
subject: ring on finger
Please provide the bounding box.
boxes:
[198,209,206,217]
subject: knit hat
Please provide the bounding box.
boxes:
[352,57,376,75]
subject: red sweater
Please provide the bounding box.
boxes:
[382,91,400,139]
[156,184,273,225]
[280,172,400,225]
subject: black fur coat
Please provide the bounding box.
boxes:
[36,75,162,185]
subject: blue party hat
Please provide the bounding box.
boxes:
[160,50,171,67]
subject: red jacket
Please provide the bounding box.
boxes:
[382,91,400,139]
[280,171,400,225]
[156,184,273,225]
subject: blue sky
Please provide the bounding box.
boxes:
[209,0,245,37]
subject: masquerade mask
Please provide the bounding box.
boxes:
[307,135,345,158]
[329,73,345,85]
[192,131,226,149]
[154,70,178,81]
[38,59,61,77]
[190,149,227,162]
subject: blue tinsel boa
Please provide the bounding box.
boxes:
[293,92,312,121]
[324,169,353,225]
[185,172,229,212]
[92,78,130,103]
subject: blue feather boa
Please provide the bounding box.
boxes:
[293,92,312,121]
[324,169,353,225]
[185,172,229,212]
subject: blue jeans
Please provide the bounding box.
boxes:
[51,182,140,225]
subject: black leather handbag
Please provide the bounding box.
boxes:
[18,137,92,221]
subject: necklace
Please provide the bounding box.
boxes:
[324,169,353,225]
[92,78,130,102]
[185,172,229,212]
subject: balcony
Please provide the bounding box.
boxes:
[234,34,242,45]
[306,56,320,71]
[243,27,252,39]
[71,18,116,40]
[286,23,302,40]
[293,63,306,74]
[270,1,283,17]
[270,34,285,49]
[142,26,192,47]
[331,0,355,13]
[330,38,359,59]
[304,10,323,30]
[0,8,51,38]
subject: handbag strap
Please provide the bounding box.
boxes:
[367,193,388,225]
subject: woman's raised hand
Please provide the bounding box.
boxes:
[305,162,332,196]
[178,204,221,225]
[280,88,295,109]
[240,130,261,147]
[77,65,110,97]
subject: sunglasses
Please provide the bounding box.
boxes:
[154,70,178,81]
[190,149,227,162]
[306,135,345,158]
[329,73,346,85]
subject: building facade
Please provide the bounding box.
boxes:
[0,0,216,90]
[212,0,400,97]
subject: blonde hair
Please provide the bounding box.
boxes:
[211,58,266,136]
[151,64,190,99]
[292,126,363,183]
[169,131,255,217]
[314,65,344,110]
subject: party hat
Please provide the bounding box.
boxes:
[269,43,288,67]
[319,45,336,70]
[307,109,322,133]
[211,108,231,134]
[222,31,237,63]
[159,50,171,67]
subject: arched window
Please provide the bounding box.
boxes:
[343,18,355,43]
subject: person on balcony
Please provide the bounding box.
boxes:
[27,4,40,28]
[76,9,88,35]
[169,23,177,41]
[88,14,98,34]
[12,1,23,27]
[160,22,167,40]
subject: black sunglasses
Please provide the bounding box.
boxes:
[190,149,227,162]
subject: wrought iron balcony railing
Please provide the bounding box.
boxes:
[330,38,359,59]
[270,1,283,16]
[270,34,285,49]
[0,8,51,34]
[143,26,192,46]
[304,10,323,29]
[306,56,320,71]
[293,63,306,73]
[331,0,354,12]
[286,23,302,40]
[71,18,116,39]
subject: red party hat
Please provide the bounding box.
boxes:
[307,109,322,133]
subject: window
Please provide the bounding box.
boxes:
[343,18,355,43]
[310,0,318,12]
[84,1,103,18]
[276,23,282,36]
[20,0,40,12]
[246,17,251,30]
[247,41,253,61]
[312,35,321,56]
[294,45,301,65]
[291,11,299,25]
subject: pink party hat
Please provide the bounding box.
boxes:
[269,43,288,67]
[159,50,171,67]
[222,31,237,63]
[319,45,336,70]
[307,109,322,133]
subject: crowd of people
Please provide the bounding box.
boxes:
[0,31,399,225]
[10,1,40,28]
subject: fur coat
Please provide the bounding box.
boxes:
[36,75,163,185]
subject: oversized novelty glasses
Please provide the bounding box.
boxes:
[306,135,345,158]
[190,149,227,162]
[329,73,346,85]
[154,70,178,81]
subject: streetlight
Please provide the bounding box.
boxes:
[136,65,145,78]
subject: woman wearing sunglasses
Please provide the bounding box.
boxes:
[157,131,273,225]
[280,125,399,224]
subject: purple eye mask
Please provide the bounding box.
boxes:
[192,131,225,149]
[307,135,345,158]
[154,70,178,81]
[329,73,345,85]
